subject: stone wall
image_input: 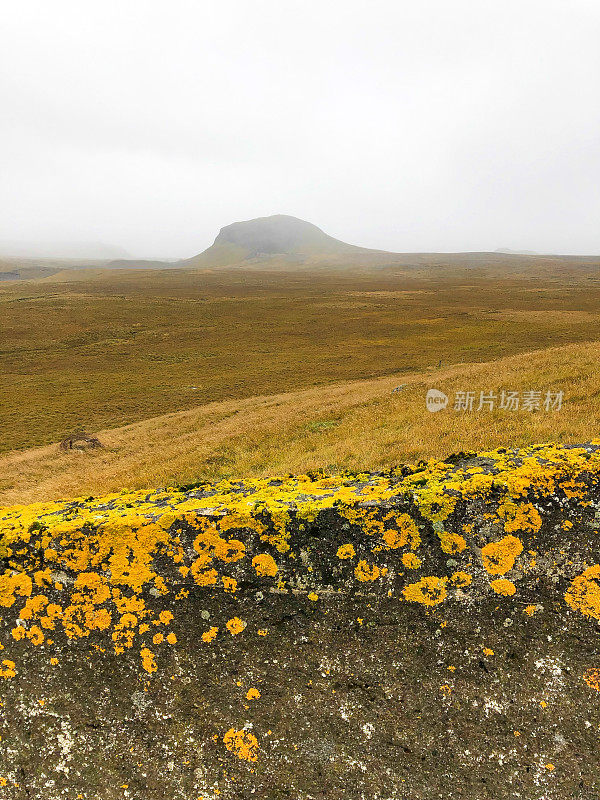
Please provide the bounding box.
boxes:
[2,441,600,798]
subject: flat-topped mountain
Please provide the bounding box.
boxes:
[181,214,388,268]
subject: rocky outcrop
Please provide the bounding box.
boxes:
[2,441,600,798]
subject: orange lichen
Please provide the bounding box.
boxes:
[481,535,523,575]
[336,543,356,560]
[140,647,157,674]
[354,560,381,582]
[190,563,219,587]
[403,576,447,607]
[499,502,542,534]
[11,626,25,641]
[381,514,420,550]
[202,626,219,643]
[0,660,16,679]
[251,553,278,577]
[583,667,600,690]
[0,572,32,608]
[402,552,422,569]
[490,578,516,596]
[565,565,600,620]
[223,728,259,762]
[222,576,238,593]
[438,532,466,555]
[226,617,246,635]
[246,687,260,700]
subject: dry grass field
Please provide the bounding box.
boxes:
[3,263,600,456]
[1,337,599,505]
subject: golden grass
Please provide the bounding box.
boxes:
[1,338,599,506]
[3,266,600,452]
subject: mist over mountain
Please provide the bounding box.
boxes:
[181,214,388,268]
[0,240,130,260]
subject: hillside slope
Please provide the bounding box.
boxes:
[181,214,389,268]
[1,339,599,505]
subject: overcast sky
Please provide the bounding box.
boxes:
[1,0,599,258]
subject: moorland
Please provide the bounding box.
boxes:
[2,253,600,503]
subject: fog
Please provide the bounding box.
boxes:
[1,0,599,258]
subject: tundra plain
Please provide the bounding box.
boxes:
[2,259,600,503]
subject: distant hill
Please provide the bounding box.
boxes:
[495,247,540,256]
[181,214,389,268]
[179,215,600,271]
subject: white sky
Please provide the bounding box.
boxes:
[1,0,599,257]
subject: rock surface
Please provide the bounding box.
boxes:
[2,441,600,798]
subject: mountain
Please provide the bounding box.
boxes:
[181,214,387,268]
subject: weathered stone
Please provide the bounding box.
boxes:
[2,441,600,798]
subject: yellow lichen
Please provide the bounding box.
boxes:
[490,578,517,596]
[449,571,472,588]
[221,576,238,593]
[223,728,259,762]
[251,553,278,577]
[1,439,599,686]
[565,565,600,620]
[402,552,422,569]
[583,667,600,690]
[438,532,466,555]
[226,617,246,635]
[381,514,420,550]
[0,572,32,608]
[0,660,16,680]
[402,576,447,607]
[140,647,157,674]
[354,560,381,582]
[336,543,356,560]
[481,535,523,575]
[202,626,219,643]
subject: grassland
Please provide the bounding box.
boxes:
[3,263,600,456]
[1,336,599,505]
